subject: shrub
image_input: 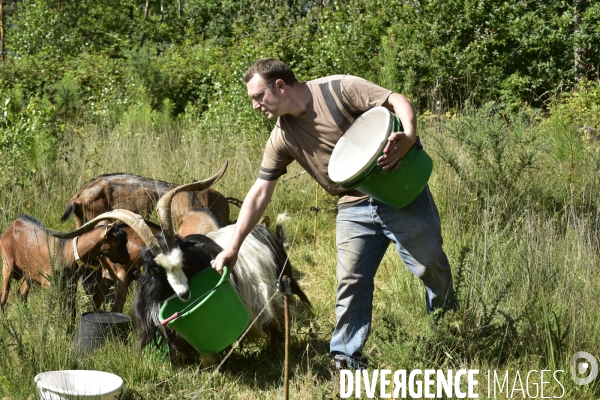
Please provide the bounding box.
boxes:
[429,102,540,222]
[0,96,63,188]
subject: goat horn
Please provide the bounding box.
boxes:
[52,209,164,257]
[157,160,228,250]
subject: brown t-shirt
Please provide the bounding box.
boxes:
[258,75,392,204]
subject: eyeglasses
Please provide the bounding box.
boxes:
[249,81,276,102]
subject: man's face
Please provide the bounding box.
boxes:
[247,73,280,120]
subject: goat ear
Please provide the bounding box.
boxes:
[179,240,197,250]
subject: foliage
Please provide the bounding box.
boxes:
[3,0,600,120]
[429,103,539,223]
[535,80,600,221]
[545,79,600,144]
[378,0,600,111]
[65,53,132,120]
[0,95,63,188]
[8,0,161,58]
[0,54,65,100]
[291,0,394,81]
[51,73,80,119]
[122,43,225,116]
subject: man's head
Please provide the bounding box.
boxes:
[244,58,299,120]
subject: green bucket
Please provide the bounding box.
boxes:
[158,266,251,355]
[329,106,433,209]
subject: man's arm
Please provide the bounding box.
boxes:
[210,178,278,273]
[377,93,418,171]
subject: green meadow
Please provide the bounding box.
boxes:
[1,91,600,398]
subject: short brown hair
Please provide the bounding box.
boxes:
[243,58,298,85]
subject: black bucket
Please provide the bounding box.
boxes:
[74,312,132,356]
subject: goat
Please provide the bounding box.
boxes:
[61,171,243,309]
[176,207,221,238]
[0,215,128,319]
[90,220,163,313]
[60,172,238,228]
[57,161,311,361]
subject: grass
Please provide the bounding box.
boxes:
[1,102,600,399]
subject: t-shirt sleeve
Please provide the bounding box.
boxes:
[258,127,295,181]
[340,76,393,113]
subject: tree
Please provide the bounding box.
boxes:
[379,0,600,110]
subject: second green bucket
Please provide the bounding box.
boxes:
[158,266,250,355]
[328,106,433,209]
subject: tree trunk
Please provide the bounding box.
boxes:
[140,0,150,47]
[574,0,587,80]
[0,0,4,63]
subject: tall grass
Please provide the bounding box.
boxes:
[1,98,600,399]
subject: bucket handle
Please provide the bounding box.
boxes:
[161,312,180,325]
[160,266,231,326]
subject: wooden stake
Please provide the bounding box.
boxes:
[281,276,291,400]
[284,289,290,400]
[313,183,318,247]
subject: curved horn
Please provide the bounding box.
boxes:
[157,160,228,250]
[52,209,164,257]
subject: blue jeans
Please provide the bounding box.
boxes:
[330,186,456,366]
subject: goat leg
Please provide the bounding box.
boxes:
[17,278,31,301]
[112,272,130,313]
[0,254,15,311]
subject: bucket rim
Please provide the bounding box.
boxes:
[80,311,131,324]
[330,106,400,186]
[159,266,230,323]
[34,370,123,396]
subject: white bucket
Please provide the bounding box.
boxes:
[34,370,123,400]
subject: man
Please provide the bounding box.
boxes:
[211,58,456,369]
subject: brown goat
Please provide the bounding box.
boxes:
[176,207,221,238]
[0,215,128,318]
[92,220,162,313]
[177,206,270,238]
[61,173,235,228]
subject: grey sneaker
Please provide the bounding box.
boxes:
[333,354,368,370]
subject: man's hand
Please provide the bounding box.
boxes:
[377,131,416,172]
[379,92,418,172]
[211,247,239,274]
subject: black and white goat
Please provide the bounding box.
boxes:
[55,162,311,361]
